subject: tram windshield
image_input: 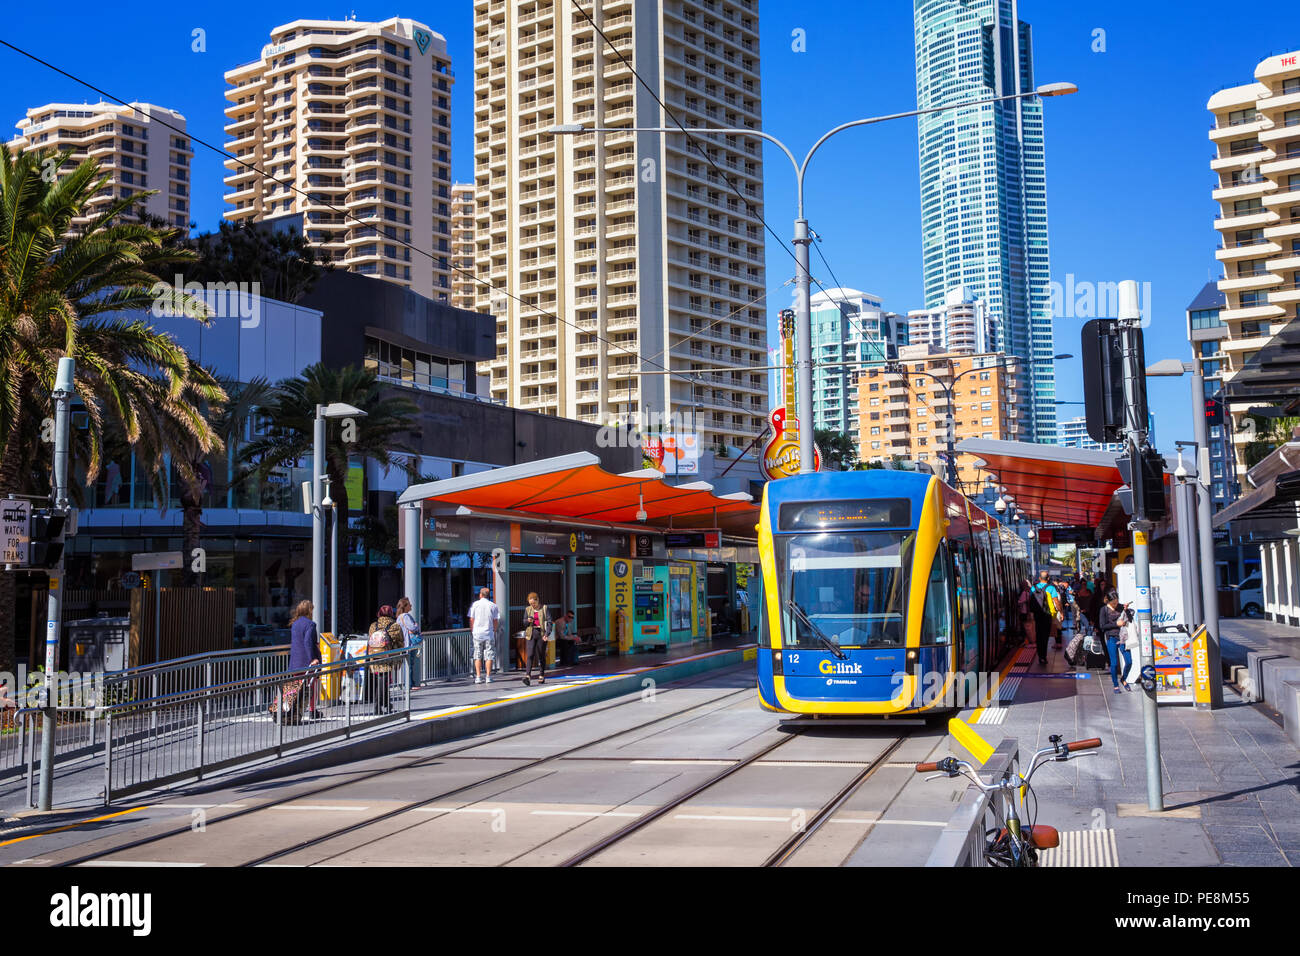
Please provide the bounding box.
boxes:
[781,531,911,649]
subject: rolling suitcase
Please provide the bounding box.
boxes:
[270,678,307,724]
[1082,635,1109,670]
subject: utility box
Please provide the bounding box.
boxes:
[65,616,130,674]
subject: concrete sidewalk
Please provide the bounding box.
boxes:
[953,637,1300,866]
[0,638,756,821]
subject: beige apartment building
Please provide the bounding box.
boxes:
[857,347,1024,490]
[451,182,479,310]
[474,0,768,448]
[7,101,192,231]
[1207,50,1300,481]
[224,18,454,300]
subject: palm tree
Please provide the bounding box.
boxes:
[814,428,859,471]
[241,364,418,632]
[133,376,273,584]
[0,146,222,672]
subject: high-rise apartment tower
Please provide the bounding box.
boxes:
[223,18,454,300]
[474,0,768,448]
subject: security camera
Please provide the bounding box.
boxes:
[636,508,648,523]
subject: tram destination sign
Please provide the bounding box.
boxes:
[779,498,910,531]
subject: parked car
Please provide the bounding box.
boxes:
[1233,574,1263,617]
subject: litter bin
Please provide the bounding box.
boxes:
[317,633,341,702]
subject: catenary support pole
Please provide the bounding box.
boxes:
[1190,367,1224,707]
[1119,280,1163,812]
[39,356,74,811]
[403,502,421,627]
[312,407,325,634]
[794,216,815,475]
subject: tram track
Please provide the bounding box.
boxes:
[557,729,910,867]
[51,668,754,868]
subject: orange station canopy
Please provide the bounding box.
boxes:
[397,451,757,535]
[955,438,1126,529]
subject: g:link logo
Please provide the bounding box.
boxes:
[818,660,862,675]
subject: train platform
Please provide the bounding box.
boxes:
[898,634,1300,867]
[0,637,757,824]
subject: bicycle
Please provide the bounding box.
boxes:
[916,734,1103,866]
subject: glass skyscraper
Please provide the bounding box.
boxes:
[913,0,1055,441]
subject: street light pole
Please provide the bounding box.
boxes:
[550,82,1075,478]
[1189,365,1224,708]
[1119,281,1163,812]
[312,406,326,635]
[38,356,75,812]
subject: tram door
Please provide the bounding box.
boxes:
[952,545,980,675]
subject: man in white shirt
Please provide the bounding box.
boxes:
[467,587,500,684]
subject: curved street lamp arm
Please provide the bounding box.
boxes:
[796,89,1044,217]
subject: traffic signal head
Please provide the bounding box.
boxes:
[29,511,65,568]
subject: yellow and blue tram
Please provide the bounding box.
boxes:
[756,469,1029,717]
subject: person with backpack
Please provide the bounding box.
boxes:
[1029,573,1055,665]
[367,604,404,713]
[521,592,552,686]
[1034,571,1063,649]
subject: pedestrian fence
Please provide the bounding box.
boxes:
[0,628,486,785]
[925,737,1019,867]
[0,644,290,781]
[14,645,418,806]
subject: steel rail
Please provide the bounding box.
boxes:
[53,669,752,867]
[761,735,907,867]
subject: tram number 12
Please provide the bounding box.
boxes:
[788,654,799,664]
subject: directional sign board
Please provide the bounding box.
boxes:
[131,551,184,572]
[1,500,31,566]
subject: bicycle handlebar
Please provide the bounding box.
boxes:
[915,761,939,773]
[1065,738,1102,752]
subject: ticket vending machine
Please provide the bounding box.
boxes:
[632,564,670,649]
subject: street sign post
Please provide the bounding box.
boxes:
[132,552,182,666]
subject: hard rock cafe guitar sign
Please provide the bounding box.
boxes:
[761,309,820,480]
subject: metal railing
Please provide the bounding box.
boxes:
[411,628,478,683]
[0,644,290,780]
[925,738,1019,867]
[16,646,417,806]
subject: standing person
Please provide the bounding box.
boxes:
[287,600,322,721]
[396,597,421,686]
[521,592,552,686]
[467,587,499,684]
[1034,571,1063,648]
[1016,579,1036,648]
[367,605,404,713]
[553,610,578,666]
[1029,574,1055,665]
[1099,590,1130,694]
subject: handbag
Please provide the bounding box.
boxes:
[1084,635,1105,657]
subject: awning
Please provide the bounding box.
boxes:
[398,452,757,535]
[1213,467,1300,541]
[955,439,1125,528]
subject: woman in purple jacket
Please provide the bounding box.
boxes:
[288,601,321,718]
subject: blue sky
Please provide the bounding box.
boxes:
[2,0,1297,451]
